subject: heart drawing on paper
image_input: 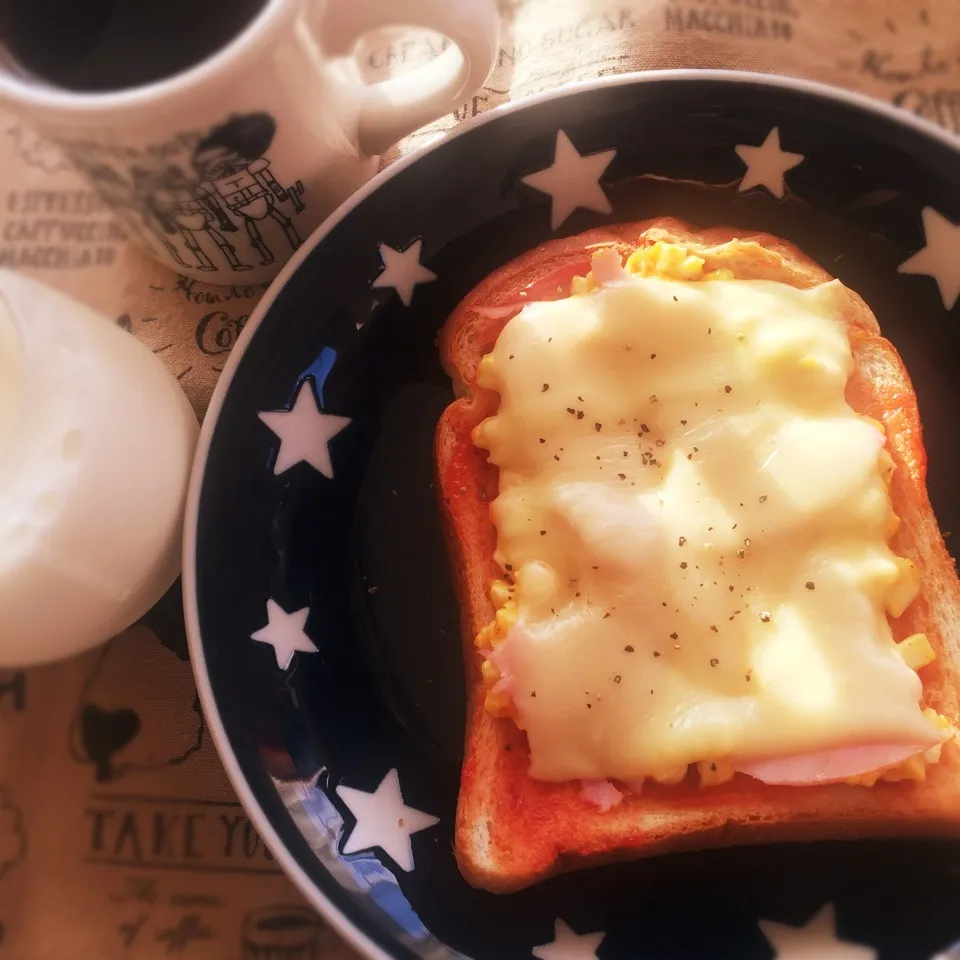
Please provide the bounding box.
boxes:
[79,705,142,782]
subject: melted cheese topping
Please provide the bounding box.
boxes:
[474,262,943,784]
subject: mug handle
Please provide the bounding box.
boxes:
[316,0,500,156]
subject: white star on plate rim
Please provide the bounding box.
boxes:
[335,768,440,873]
[258,380,350,479]
[532,918,606,960]
[897,205,960,310]
[521,130,617,231]
[759,903,876,960]
[734,126,805,199]
[250,598,318,670]
[372,238,437,307]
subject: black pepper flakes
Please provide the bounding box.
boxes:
[595,422,602,432]
[508,354,514,359]
[540,530,547,536]
[759,494,768,503]
[670,632,679,640]
[650,353,657,360]
[680,419,687,426]
[603,612,611,619]
[586,703,592,709]
[542,383,550,392]
[673,295,678,302]
[760,611,772,623]
[530,691,537,698]
[678,536,687,547]
[680,561,688,569]
[614,675,622,684]
[649,395,659,403]
[653,650,661,658]
[710,625,719,633]
[710,658,719,667]
[736,549,745,559]
[566,406,576,415]
[576,410,585,420]
[624,645,635,652]
[806,581,816,590]
[724,384,732,394]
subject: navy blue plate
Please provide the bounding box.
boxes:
[185,71,960,960]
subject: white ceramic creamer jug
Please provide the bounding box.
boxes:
[0,272,199,666]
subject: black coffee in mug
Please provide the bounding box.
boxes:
[0,0,267,92]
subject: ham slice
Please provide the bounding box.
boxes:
[589,248,628,285]
[580,779,624,812]
[474,258,595,322]
[735,742,935,786]
[473,305,523,320]
[517,259,592,302]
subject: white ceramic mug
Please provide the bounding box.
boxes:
[0,271,199,666]
[0,0,500,284]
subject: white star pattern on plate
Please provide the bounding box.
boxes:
[251,599,318,670]
[897,206,960,310]
[759,904,876,960]
[258,380,350,479]
[521,130,616,230]
[372,239,437,306]
[734,127,805,199]
[335,769,439,872]
[532,919,606,960]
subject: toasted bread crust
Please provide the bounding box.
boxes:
[435,217,960,893]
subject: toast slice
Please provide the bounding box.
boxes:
[435,217,960,894]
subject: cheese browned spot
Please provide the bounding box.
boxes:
[472,246,946,786]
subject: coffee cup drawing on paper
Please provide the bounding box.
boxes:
[64,113,305,275]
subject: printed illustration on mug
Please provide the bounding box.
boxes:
[61,112,305,274]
